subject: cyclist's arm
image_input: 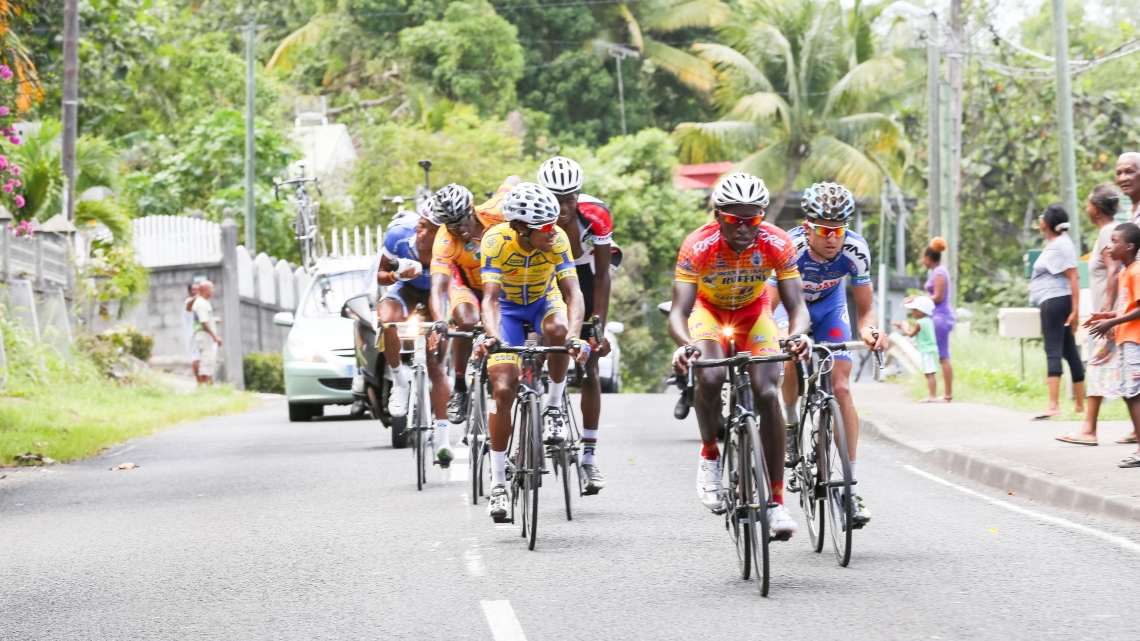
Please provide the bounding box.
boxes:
[852,283,880,341]
[376,257,399,286]
[430,272,451,323]
[558,276,586,337]
[481,281,503,342]
[668,281,698,347]
[765,281,782,311]
[777,276,810,338]
[592,243,612,328]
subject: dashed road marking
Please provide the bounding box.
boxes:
[481,600,527,641]
[901,464,1140,556]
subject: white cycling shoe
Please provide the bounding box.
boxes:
[696,456,724,511]
[388,366,412,417]
[767,502,798,541]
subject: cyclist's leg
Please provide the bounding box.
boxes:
[446,281,480,424]
[575,264,602,436]
[536,288,570,407]
[689,301,729,510]
[812,299,858,473]
[772,302,798,420]
[740,302,786,500]
[485,303,525,519]
[378,284,410,372]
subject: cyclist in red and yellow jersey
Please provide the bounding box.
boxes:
[428,177,518,424]
[668,172,810,540]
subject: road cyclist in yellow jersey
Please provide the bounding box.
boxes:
[537,156,617,494]
[669,173,811,540]
[474,182,591,522]
[427,178,518,426]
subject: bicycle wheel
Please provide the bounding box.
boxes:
[797,403,825,554]
[525,393,543,550]
[820,398,852,567]
[559,392,575,518]
[562,392,585,498]
[744,417,771,597]
[722,422,749,579]
[413,369,428,491]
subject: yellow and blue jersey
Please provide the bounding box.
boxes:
[480,222,576,305]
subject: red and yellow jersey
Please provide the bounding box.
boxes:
[675,221,799,310]
[429,179,512,290]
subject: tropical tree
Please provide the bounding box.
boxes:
[617,0,730,93]
[10,119,118,221]
[672,0,910,215]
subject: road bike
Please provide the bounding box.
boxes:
[787,339,882,567]
[387,314,441,491]
[437,324,492,505]
[274,176,322,271]
[688,342,797,597]
[487,340,572,551]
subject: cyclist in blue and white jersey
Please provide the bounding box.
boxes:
[767,182,886,527]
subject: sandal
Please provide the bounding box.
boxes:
[1117,453,1140,468]
[1032,412,1060,421]
[1055,435,1097,446]
[942,396,953,403]
[1115,434,1138,444]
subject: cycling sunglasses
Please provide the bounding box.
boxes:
[528,221,558,233]
[804,221,848,238]
[716,210,763,227]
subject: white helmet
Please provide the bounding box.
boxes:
[711,172,770,209]
[418,196,441,225]
[502,182,560,227]
[537,156,583,195]
[432,183,474,225]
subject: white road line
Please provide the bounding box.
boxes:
[901,464,1140,556]
[454,446,470,461]
[481,600,527,641]
[448,463,470,479]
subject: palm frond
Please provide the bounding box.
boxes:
[267,16,334,72]
[825,55,903,116]
[74,135,119,194]
[735,142,792,190]
[621,4,645,52]
[75,197,131,246]
[801,134,883,198]
[729,92,791,133]
[692,43,772,92]
[645,39,716,93]
[643,0,731,33]
[672,120,759,163]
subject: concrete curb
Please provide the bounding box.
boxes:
[860,413,1140,523]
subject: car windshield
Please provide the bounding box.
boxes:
[301,270,372,318]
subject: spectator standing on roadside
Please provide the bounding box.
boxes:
[1059,184,1128,445]
[1029,204,1085,420]
[892,296,942,402]
[192,280,222,386]
[921,237,955,401]
[183,282,201,380]
[1118,152,1140,223]
[1086,222,1140,467]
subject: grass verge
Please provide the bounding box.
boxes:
[0,319,254,466]
[903,330,1129,421]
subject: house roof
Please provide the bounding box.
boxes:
[673,162,735,190]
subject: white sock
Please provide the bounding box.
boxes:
[491,450,508,486]
[582,429,598,465]
[849,460,858,483]
[434,419,450,450]
[784,402,798,425]
[546,379,566,408]
[388,364,406,386]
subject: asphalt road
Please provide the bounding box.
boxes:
[3,393,1140,640]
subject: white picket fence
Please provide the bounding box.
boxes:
[133,215,223,267]
[324,225,384,258]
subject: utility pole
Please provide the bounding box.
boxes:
[926,14,942,244]
[940,82,959,309]
[1049,0,1081,253]
[61,0,79,221]
[948,0,964,310]
[244,16,257,253]
[594,41,640,137]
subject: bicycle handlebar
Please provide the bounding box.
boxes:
[274,177,322,201]
[486,341,571,356]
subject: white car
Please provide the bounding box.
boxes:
[274,257,374,422]
[598,322,624,393]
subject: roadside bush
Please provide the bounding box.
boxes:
[76,325,155,383]
[244,352,284,394]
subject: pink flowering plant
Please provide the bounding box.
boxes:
[0,64,24,218]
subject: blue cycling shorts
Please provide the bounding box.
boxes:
[773,299,852,361]
[490,288,567,368]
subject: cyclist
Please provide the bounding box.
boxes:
[428,177,518,424]
[473,182,591,522]
[536,156,619,494]
[668,172,810,540]
[375,198,455,467]
[766,182,886,528]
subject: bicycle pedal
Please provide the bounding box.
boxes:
[711,507,727,516]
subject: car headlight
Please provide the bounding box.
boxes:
[289,337,326,363]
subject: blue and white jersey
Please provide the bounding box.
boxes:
[380,216,431,290]
[768,225,872,305]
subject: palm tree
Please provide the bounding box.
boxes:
[616,0,731,93]
[10,120,120,224]
[672,0,910,216]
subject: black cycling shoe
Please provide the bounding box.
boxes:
[543,407,565,444]
[581,464,606,495]
[447,390,469,424]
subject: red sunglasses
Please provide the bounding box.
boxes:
[716,210,763,227]
[528,221,557,233]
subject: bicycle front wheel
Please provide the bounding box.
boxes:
[721,423,749,579]
[744,417,771,597]
[525,394,543,550]
[797,403,825,553]
[469,379,488,504]
[413,369,428,491]
[820,398,853,567]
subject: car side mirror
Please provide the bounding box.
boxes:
[273,312,295,327]
[606,321,624,334]
[342,293,372,322]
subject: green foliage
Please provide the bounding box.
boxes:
[351,112,535,226]
[78,325,156,380]
[244,352,285,394]
[399,0,525,115]
[79,246,151,320]
[0,315,252,465]
[75,197,133,248]
[7,120,119,221]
